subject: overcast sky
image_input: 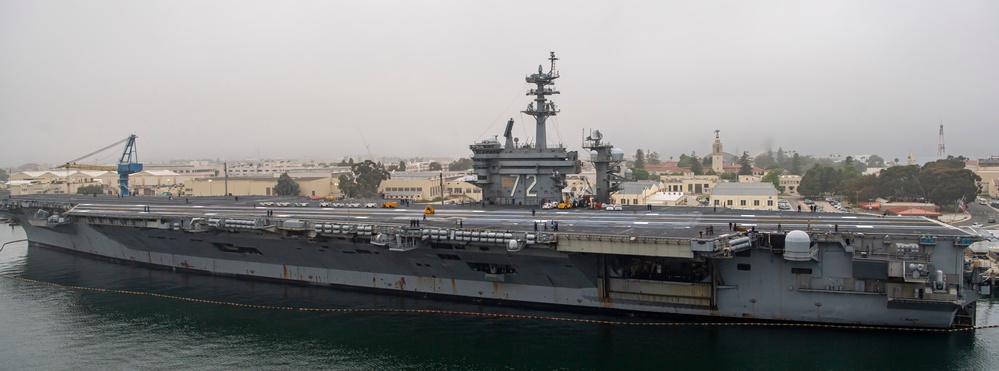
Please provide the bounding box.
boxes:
[2,0,997,168]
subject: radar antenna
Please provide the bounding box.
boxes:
[549,51,559,75]
[523,52,561,149]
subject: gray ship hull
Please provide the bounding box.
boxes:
[9,202,978,329]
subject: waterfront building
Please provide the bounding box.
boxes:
[443,178,482,203]
[710,182,778,210]
[610,181,663,206]
[379,171,472,202]
[186,175,339,197]
[778,174,802,195]
[661,175,718,194]
[969,156,999,199]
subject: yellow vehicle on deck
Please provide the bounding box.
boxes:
[381,201,398,208]
[557,195,573,209]
[424,206,435,214]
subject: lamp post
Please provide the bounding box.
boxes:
[208,179,213,196]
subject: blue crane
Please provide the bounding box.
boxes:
[58,134,143,196]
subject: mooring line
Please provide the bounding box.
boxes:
[0,239,27,253]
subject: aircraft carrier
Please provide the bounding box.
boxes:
[1,54,990,329]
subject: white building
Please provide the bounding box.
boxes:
[710,182,779,210]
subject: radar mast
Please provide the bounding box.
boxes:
[523,52,561,149]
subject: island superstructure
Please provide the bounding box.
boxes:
[470,52,581,206]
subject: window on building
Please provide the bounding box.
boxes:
[726,200,733,206]
[767,200,773,206]
[753,200,760,206]
[740,200,746,206]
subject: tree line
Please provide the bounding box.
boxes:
[629,146,978,208]
[798,156,979,207]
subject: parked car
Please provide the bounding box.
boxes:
[972,222,983,228]
[987,217,996,223]
[803,199,814,205]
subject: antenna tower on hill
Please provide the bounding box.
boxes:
[938,122,945,157]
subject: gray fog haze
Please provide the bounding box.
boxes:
[2,1,997,167]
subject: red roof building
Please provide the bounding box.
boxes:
[858,202,880,210]
[644,162,689,174]
[886,207,942,218]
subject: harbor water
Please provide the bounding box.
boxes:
[2,225,999,370]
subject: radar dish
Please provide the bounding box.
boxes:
[591,130,603,141]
